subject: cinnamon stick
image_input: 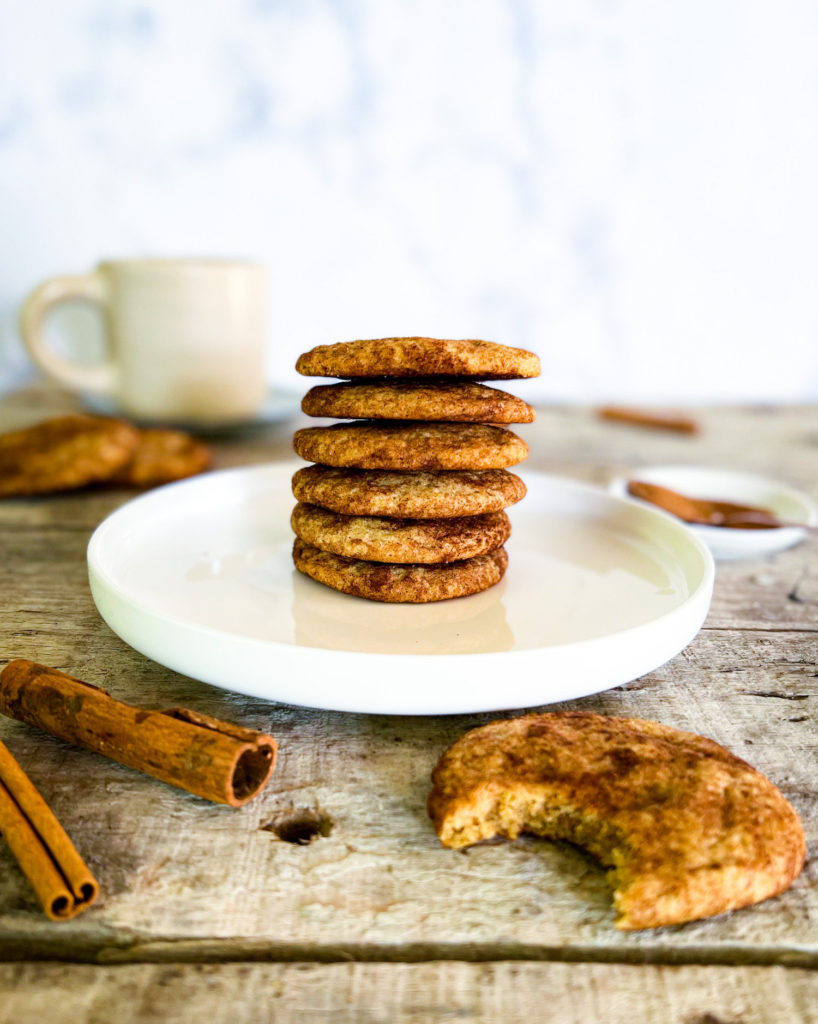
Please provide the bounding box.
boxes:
[0,661,276,807]
[0,739,98,919]
[598,406,700,435]
[627,480,716,524]
[627,480,785,530]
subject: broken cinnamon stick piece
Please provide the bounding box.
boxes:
[598,407,700,434]
[0,661,276,807]
[0,739,98,919]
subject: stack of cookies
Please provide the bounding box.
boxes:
[291,337,540,603]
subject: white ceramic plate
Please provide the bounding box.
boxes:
[608,465,817,561]
[87,464,714,715]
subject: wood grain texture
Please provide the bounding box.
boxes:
[0,388,816,1018]
[0,962,816,1024]
[0,629,814,963]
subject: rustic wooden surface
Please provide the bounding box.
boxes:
[0,385,816,1021]
[1,963,817,1024]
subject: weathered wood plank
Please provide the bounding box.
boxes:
[1,962,816,1024]
[0,627,814,962]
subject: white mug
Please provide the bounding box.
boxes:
[20,259,268,424]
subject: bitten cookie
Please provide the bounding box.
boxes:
[293,422,529,470]
[292,466,526,518]
[0,415,140,497]
[293,540,508,602]
[296,337,540,380]
[428,711,806,930]
[110,429,211,487]
[301,381,535,423]
[291,503,510,563]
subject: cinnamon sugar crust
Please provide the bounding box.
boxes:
[296,337,540,380]
[301,380,535,423]
[293,422,529,471]
[292,466,526,518]
[291,502,510,563]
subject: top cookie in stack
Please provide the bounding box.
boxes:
[291,337,540,603]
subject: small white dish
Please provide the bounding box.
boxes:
[80,389,300,435]
[609,465,817,561]
[87,464,713,715]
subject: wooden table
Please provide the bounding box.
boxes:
[1,387,816,1023]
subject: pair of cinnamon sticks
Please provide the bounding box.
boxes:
[0,660,277,920]
[0,739,97,919]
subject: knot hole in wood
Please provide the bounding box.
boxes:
[262,806,335,845]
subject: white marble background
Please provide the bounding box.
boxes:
[1,0,817,401]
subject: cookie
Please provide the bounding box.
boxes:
[301,381,535,423]
[291,503,510,563]
[293,422,529,470]
[0,414,140,497]
[428,712,806,930]
[292,466,526,518]
[296,337,540,380]
[110,429,211,487]
[293,539,508,602]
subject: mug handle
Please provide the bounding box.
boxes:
[19,272,117,395]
